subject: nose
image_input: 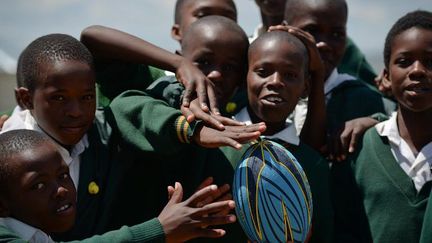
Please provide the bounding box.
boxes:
[207,69,223,84]
[408,60,427,81]
[267,72,284,89]
[53,183,69,199]
[65,99,83,118]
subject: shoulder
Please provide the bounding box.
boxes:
[0,225,26,243]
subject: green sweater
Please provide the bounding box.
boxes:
[109,90,248,243]
[220,140,334,243]
[332,128,430,243]
[0,218,164,243]
[95,62,165,107]
[338,37,376,87]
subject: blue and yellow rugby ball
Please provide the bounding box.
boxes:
[233,140,313,242]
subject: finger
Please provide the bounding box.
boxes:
[167,182,184,205]
[167,186,175,200]
[197,184,231,207]
[192,228,226,239]
[182,83,195,107]
[196,177,214,191]
[181,106,196,123]
[214,115,245,126]
[185,184,218,206]
[206,82,220,115]
[349,129,359,153]
[0,115,8,129]
[195,212,237,225]
[217,137,242,150]
[196,79,209,112]
[189,106,224,130]
[339,128,352,159]
[194,201,236,217]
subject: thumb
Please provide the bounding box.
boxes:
[169,182,183,204]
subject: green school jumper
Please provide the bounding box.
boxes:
[109,90,248,243]
[326,80,396,133]
[95,62,165,107]
[338,37,377,87]
[42,109,165,241]
[220,140,334,243]
[0,219,164,243]
[332,128,430,243]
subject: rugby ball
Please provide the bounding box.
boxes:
[233,140,312,242]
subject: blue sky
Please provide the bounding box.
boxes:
[1,0,431,73]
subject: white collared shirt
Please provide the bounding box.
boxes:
[0,217,54,243]
[375,112,432,192]
[234,107,300,146]
[1,109,88,189]
[0,106,27,132]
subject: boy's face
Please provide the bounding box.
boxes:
[26,60,96,147]
[247,38,307,124]
[182,29,247,105]
[385,27,432,112]
[172,0,237,43]
[255,0,286,17]
[286,2,347,79]
[1,142,76,233]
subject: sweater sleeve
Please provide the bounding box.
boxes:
[110,89,197,155]
[67,218,165,243]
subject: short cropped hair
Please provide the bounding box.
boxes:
[249,31,309,74]
[383,10,432,69]
[181,15,248,51]
[174,0,237,24]
[0,130,52,193]
[17,34,93,91]
[285,0,348,23]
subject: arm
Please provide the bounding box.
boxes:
[110,90,265,155]
[80,25,217,111]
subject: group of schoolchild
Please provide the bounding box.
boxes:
[0,0,431,242]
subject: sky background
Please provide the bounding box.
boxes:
[1,0,431,74]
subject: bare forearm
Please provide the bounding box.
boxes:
[80,25,181,72]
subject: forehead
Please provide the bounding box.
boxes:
[9,143,62,176]
[36,60,95,90]
[183,27,246,56]
[250,37,307,65]
[391,27,432,55]
[287,1,347,26]
[182,0,236,17]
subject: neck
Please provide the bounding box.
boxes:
[397,107,432,153]
[247,106,286,136]
[260,11,284,32]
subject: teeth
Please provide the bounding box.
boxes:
[411,87,431,93]
[57,204,70,213]
[266,96,282,102]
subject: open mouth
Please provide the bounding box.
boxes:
[261,94,285,105]
[406,85,432,94]
[56,203,73,213]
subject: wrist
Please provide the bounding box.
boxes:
[174,115,203,144]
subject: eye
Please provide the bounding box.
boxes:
[59,172,70,180]
[195,11,206,18]
[255,68,269,77]
[82,94,95,101]
[32,182,45,190]
[196,59,211,67]
[395,57,411,68]
[222,64,236,72]
[51,95,65,101]
[332,30,346,39]
[285,72,298,79]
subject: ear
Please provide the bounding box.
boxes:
[16,87,33,109]
[171,24,182,43]
[0,198,10,217]
[379,69,392,95]
[301,74,311,99]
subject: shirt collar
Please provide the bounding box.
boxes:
[375,112,401,146]
[0,217,52,242]
[22,109,89,166]
[324,69,356,95]
[234,107,300,145]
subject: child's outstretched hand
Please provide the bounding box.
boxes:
[327,117,379,162]
[176,59,220,115]
[158,182,237,243]
[181,98,245,131]
[192,122,266,150]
